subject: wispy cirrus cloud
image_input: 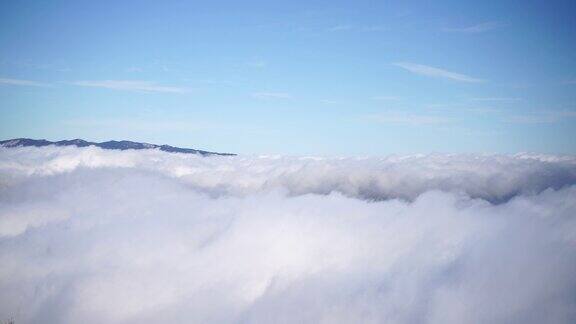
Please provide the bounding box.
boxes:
[319,99,340,105]
[360,25,388,32]
[327,24,353,32]
[470,97,520,102]
[61,118,208,132]
[366,112,453,126]
[466,107,502,114]
[372,95,401,101]
[393,62,485,83]
[506,110,576,124]
[251,92,292,100]
[0,59,71,72]
[326,24,388,33]
[244,59,268,68]
[442,21,503,33]
[0,77,52,87]
[70,80,189,93]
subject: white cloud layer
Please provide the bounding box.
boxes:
[1,147,576,323]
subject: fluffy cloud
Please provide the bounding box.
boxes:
[2,146,575,203]
[1,147,575,323]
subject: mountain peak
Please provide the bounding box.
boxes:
[0,138,235,156]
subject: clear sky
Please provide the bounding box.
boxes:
[1,0,575,155]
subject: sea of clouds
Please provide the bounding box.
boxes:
[1,146,576,323]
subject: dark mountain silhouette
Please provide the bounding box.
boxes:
[0,138,235,156]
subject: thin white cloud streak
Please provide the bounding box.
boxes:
[319,99,340,104]
[0,60,71,72]
[466,107,502,114]
[367,112,453,126]
[442,21,503,33]
[251,92,292,100]
[360,25,388,32]
[70,80,189,93]
[245,60,268,68]
[471,97,520,102]
[394,62,485,83]
[0,77,52,87]
[506,110,576,124]
[60,118,209,132]
[372,95,401,101]
[327,25,353,32]
[326,25,387,32]
[1,147,576,323]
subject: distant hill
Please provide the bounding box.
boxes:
[0,138,235,156]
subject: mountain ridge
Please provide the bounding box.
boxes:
[0,138,235,156]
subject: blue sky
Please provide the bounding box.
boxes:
[1,0,575,155]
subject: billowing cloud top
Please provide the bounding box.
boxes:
[1,147,576,323]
